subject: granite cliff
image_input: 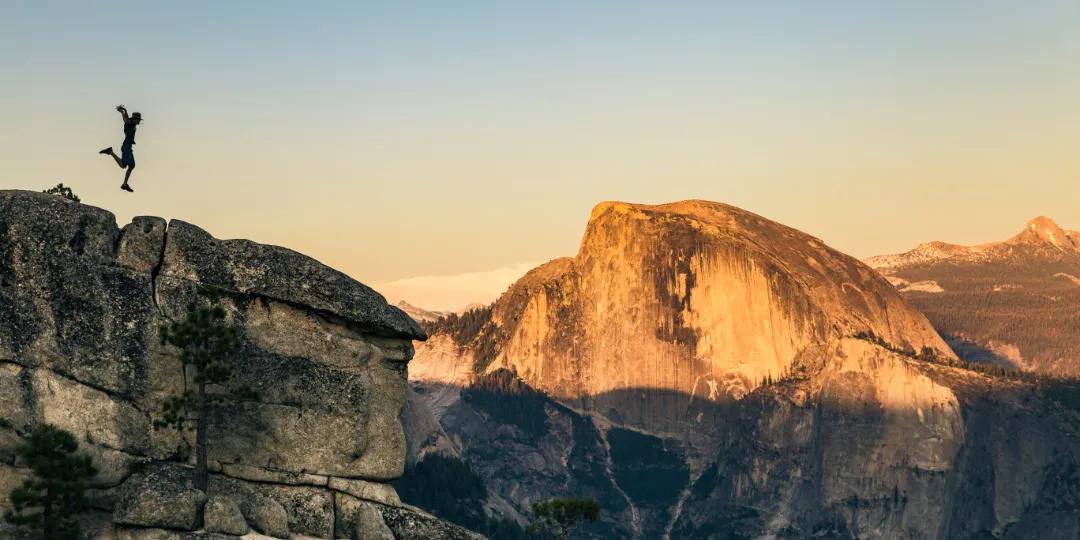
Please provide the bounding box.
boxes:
[405,201,1080,539]
[0,190,482,539]
[420,200,953,431]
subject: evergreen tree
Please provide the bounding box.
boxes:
[155,286,258,491]
[392,453,524,539]
[526,497,600,540]
[4,424,97,540]
[41,184,80,203]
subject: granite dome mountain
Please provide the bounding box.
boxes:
[416,199,952,424]
[401,200,1080,539]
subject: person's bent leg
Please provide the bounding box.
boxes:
[101,147,123,167]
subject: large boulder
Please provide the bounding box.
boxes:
[355,502,395,540]
[241,494,290,538]
[203,496,248,535]
[114,465,207,531]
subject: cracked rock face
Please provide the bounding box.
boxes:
[0,190,477,540]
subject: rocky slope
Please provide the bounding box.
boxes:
[0,190,482,540]
[867,216,1080,376]
[403,201,1080,539]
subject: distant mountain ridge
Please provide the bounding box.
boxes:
[396,301,445,322]
[396,301,489,323]
[866,216,1080,376]
[866,216,1080,271]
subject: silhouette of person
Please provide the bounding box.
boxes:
[99,105,142,192]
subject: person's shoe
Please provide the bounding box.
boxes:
[99,147,112,155]
[121,184,133,192]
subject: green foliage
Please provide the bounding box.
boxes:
[756,361,813,389]
[526,497,600,540]
[3,424,97,540]
[42,184,80,203]
[155,286,258,490]
[420,305,505,373]
[849,331,1061,385]
[393,453,524,540]
[464,369,549,440]
[891,256,1080,376]
[606,428,688,508]
[154,287,251,432]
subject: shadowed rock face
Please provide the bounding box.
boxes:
[411,342,1080,540]
[0,190,477,540]
[668,339,1080,540]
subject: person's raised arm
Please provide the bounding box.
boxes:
[116,105,130,124]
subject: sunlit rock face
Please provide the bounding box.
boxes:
[485,201,952,431]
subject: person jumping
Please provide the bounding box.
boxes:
[99,105,142,192]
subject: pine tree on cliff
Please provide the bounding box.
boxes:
[42,183,80,203]
[526,497,600,540]
[154,286,259,492]
[3,424,97,540]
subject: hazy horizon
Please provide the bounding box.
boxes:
[2,1,1077,310]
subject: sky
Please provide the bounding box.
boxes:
[1,1,1078,311]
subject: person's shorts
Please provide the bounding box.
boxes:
[120,144,136,168]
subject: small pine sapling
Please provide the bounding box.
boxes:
[155,286,259,491]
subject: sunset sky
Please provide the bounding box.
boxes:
[2,1,1078,311]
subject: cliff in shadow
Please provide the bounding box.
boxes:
[406,342,1080,539]
[0,190,481,540]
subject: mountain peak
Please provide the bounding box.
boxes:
[868,216,1079,271]
[492,198,954,410]
[1027,216,1060,229]
[396,300,445,322]
[1009,216,1078,250]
